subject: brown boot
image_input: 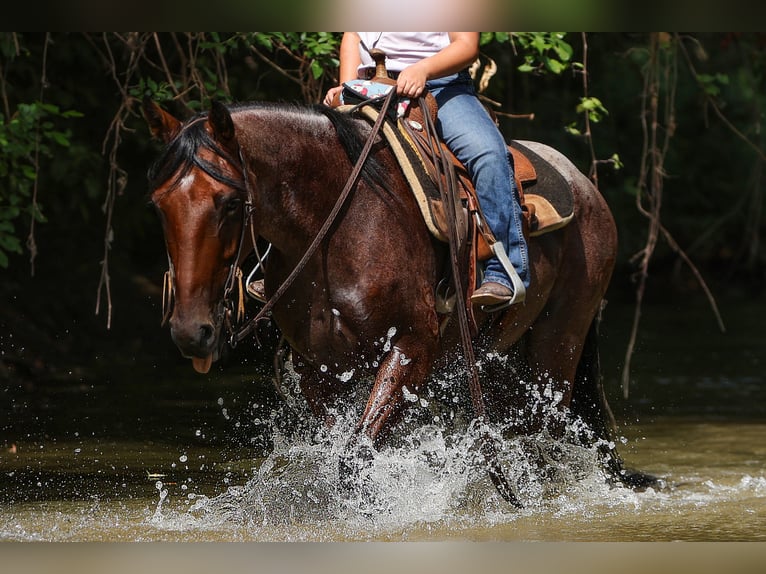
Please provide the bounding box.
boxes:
[470,281,514,307]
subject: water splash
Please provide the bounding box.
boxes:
[139,352,766,541]
[147,367,638,539]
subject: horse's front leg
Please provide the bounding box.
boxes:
[290,357,344,429]
[355,339,435,446]
[334,339,435,499]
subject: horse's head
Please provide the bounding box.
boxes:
[143,98,249,373]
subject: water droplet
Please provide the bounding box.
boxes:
[402,386,418,403]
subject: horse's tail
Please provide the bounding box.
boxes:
[570,303,620,471]
[570,302,660,489]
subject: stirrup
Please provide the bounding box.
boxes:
[487,241,526,306]
[478,297,518,314]
[435,277,456,314]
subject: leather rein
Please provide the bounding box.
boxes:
[414,96,521,507]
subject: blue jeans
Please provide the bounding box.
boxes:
[427,71,530,291]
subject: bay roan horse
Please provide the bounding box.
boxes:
[143,97,645,497]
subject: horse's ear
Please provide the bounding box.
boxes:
[209,99,236,144]
[143,96,182,143]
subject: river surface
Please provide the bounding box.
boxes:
[1,298,764,542]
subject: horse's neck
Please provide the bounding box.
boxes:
[236,108,348,245]
[241,110,343,185]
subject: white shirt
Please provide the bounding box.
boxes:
[356,32,451,73]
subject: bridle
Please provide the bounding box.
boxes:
[158,116,259,343]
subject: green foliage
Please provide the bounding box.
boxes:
[509,32,574,75]
[480,32,575,75]
[696,72,729,97]
[131,33,343,112]
[565,96,610,136]
[0,101,80,267]
[244,32,342,102]
[130,78,181,105]
[576,96,609,123]
[249,32,340,76]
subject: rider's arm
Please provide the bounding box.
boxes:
[338,32,363,83]
[395,32,480,98]
[324,32,362,106]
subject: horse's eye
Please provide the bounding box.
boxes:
[224,197,242,215]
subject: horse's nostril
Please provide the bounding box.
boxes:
[199,323,215,345]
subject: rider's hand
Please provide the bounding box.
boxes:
[396,63,429,98]
[324,85,344,107]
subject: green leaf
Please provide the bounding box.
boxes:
[21,164,37,180]
[50,131,71,147]
[546,58,565,74]
[310,60,323,80]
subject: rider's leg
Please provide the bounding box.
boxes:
[428,72,529,307]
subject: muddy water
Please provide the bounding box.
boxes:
[1,299,764,541]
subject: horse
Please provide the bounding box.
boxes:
[143,96,646,500]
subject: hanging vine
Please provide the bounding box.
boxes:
[620,33,726,398]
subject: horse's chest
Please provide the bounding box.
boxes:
[276,298,388,373]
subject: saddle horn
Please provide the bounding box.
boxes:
[368,48,397,86]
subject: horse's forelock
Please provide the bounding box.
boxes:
[148,112,245,195]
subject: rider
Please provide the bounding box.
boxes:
[249,32,529,309]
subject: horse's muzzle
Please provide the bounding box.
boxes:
[169,315,220,373]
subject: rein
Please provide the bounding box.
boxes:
[229,88,397,345]
[416,96,520,507]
